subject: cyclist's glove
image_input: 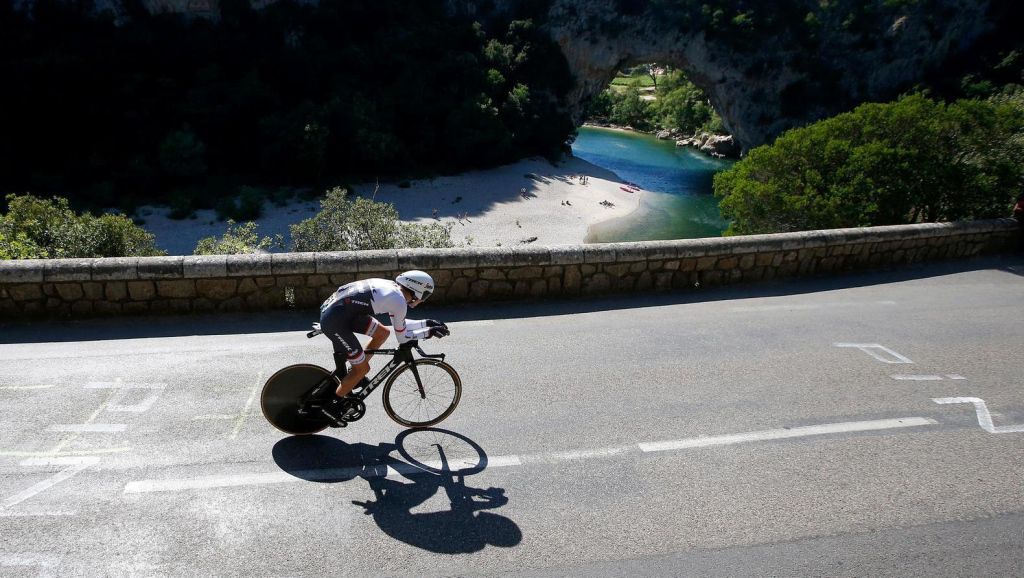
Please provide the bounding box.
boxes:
[428,325,450,339]
[426,319,448,331]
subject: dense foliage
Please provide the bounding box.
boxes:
[585,69,724,135]
[194,220,283,255]
[0,0,571,213]
[0,194,163,259]
[713,93,1024,235]
[289,188,454,252]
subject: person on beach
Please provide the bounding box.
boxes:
[314,270,449,425]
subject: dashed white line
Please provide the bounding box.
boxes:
[833,343,914,364]
[891,375,944,381]
[123,417,938,494]
[638,418,937,452]
[46,424,127,433]
[0,384,56,390]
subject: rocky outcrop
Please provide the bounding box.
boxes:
[542,0,993,153]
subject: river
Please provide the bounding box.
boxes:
[571,126,733,242]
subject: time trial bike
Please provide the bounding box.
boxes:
[261,323,462,435]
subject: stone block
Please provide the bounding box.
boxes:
[490,281,513,298]
[183,255,227,278]
[636,271,653,291]
[94,301,122,315]
[357,250,399,272]
[0,260,45,283]
[7,284,43,301]
[530,280,547,297]
[306,274,329,288]
[716,257,738,270]
[447,277,469,300]
[138,256,184,280]
[329,274,357,286]
[508,246,551,267]
[548,245,584,265]
[629,262,647,274]
[469,280,490,299]
[105,282,128,301]
[508,266,543,281]
[123,301,150,314]
[583,273,611,294]
[432,269,453,286]
[44,259,92,282]
[316,252,359,275]
[428,248,478,270]
[55,283,84,301]
[564,266,582,293]
[547,277,562,293]
[582,245,616,264]
[70,301,93,315]
[82,282,103,300]
[397,248,441,271]
[157,280,196,299]
[272,253,317,275]
[226,254,272,277]
[127,281,156,301]
[696,256,718,270]
[92,257,139,281]
[603,263,630,277]
[676,239,709,258]
[197,279,238,300]
[480,269,506,280]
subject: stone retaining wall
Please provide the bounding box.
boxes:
[1,220,1019,319]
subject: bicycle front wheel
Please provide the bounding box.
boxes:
[382,359,462,427]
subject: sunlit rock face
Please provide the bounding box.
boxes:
[20,0,993,152]
[538,0,992,152]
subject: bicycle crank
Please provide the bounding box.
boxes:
[342,400,367,423]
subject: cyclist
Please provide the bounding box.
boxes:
[315,270,450,425]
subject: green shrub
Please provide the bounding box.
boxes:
[713,93,1024,235]
[194,220,283,255]
[290,187,454,252]
[0,194,164,258]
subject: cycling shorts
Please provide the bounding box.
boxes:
[319,303,382,366]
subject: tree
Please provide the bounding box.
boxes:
[714,94,1024,235]
[290,187,454,251]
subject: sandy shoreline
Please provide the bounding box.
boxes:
[139,155,644,255]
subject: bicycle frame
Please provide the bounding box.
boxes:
[303,341,444,406]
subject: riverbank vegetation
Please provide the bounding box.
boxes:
[714,91,1024,235]
[0,0,571,217]
[584,67,725,136]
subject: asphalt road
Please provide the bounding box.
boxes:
[2,257,1023,577]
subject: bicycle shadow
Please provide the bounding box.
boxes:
[271,429,522,554]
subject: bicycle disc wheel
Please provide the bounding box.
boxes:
[382,359,462,427]
[261,364,333,435]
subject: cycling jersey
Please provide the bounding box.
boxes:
[319,278,432,365]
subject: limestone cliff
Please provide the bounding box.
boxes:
[538,0,993,152]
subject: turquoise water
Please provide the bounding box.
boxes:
[571,126,733,242]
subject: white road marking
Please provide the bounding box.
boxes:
[833,343,914,364]
[230,372,263,440]
[0,553,59,567]
[0,448,130,458]
[193,415,236,420]
[0,384,55,390]
[891,375,944,381]
[946,374,967,380]
[638,418,937,452]
[84,381,166,413]
[123,417,939,494]
[2,457,99,510]
[731,301,896,312]
[46,424,127,433]
[933,397,1024,434]
[0,510,76,517]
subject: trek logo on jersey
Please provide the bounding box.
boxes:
[343,298,369,307]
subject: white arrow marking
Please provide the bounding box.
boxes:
[932,397,1024,433]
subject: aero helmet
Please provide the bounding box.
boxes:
[396,270,435,301]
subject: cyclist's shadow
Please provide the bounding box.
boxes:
[272,429,522,554]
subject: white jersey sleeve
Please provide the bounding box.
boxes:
[369,279,432,343]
